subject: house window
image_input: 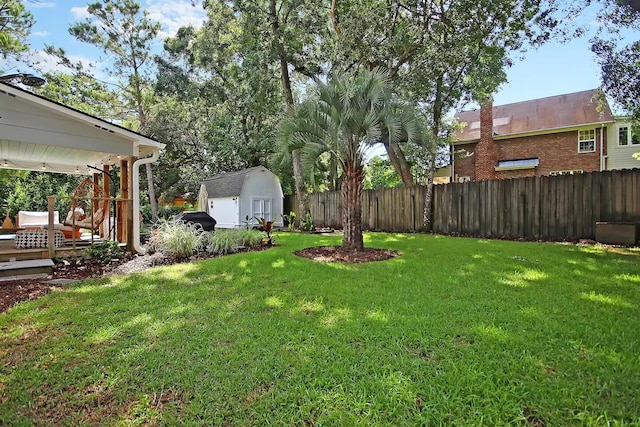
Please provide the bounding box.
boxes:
[495,158,539,171]
[619,127,629,146]
[617,126,640,146]
[252,198,272,221]
[578,129,596,153]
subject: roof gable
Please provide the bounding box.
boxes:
[0,82,165,174]
[203,166,266,198]
[454,89,615,142]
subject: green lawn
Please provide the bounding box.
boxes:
[1,233,639,426]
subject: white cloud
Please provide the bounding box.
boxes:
[31,1,56,8]
[32,31,51,37]
[26,50,100,76]
[144,0,207,39]
[70,6,91,20]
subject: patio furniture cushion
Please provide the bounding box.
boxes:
[17,211,60,228]
[14,229,65,249]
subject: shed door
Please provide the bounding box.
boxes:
[252,198,272,221]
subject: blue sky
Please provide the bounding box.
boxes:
[11,0,206,80]
[10,1,632,109]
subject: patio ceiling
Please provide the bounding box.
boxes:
[0,82,164,175]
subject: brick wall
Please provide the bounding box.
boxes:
[453,128,607,181]
[453,142,477,181]
[495,130,604,176]
[474,100,496,181]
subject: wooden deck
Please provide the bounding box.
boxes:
[0,233,104,262]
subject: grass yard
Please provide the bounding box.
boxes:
[1,232,639,426]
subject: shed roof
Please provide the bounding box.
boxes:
[454,89,615,142]
[202,166,266,198]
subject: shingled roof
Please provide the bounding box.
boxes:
[454,89,615,142]
[202,166,265,198]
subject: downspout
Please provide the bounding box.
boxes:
[132,151,160,254]
[599,124,604,171]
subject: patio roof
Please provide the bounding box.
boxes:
[0,81,164,174]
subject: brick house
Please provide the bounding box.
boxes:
[450,89,620,182]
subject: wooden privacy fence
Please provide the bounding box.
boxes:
[285,186,426,232]
[284,169,640,240]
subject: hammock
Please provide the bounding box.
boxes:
[64,177,109,231]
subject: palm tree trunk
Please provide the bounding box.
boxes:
[341,161,364,250]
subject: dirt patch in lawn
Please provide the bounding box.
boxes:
[294,246,399,263]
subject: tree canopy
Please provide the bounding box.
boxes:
[0,0,33,63]
[4,0,640,224]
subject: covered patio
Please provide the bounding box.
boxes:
[0,81,164,259]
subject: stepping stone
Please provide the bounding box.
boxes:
[0,259,54,278]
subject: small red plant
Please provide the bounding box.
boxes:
[255,217,274,245]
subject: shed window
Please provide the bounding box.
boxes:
[578,129,596,153]
[495,158,539,171]
[252,198,272,221]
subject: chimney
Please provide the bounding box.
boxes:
[475,98,496,181]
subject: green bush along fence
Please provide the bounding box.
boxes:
[283,169,640,240]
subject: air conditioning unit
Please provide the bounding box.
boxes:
[458,176,471,183]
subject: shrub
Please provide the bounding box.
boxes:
[84,240,123,263]
[300,212,315,231]
[233,229,263,247]
[254,217,274,245]
[205,230,237,255]
[281,211,296,230]
[204,229,263,255]
[151,220,206,258]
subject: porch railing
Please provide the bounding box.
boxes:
[45,195,133,258]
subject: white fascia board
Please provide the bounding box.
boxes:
[1,84,164,151]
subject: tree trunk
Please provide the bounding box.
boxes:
[422,149,436,231]
[135,77,157,221]
[145,163,158,222]
[292,148,308,221]
[341,160,364,250]
[423,77,443,230]
[381,135,413,186]
[389,140,413,185]
[270,0,308,224]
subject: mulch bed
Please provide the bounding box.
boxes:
[294,246,399,263]
[0,257,127,314]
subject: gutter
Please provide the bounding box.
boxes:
[132,151,160,254]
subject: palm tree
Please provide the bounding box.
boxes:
[279,68,419,249]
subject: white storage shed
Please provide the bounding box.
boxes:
[200,166,284,228]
